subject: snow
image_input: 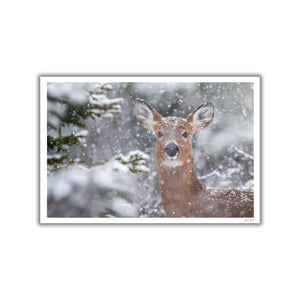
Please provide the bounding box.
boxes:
[50,178,72,200]
[135,165,150,173]
[102,113,114,119]
[114,150,151,173]
[231,145,254,160]
[47,166,88,200]
[48,83,88,104]
[119,150,150,162]
[47,153,65,160]
[75,130,88,137]
[89,94,124,106]
[111,198,138,217]
[47,163,138,217]
[92,164,136,194]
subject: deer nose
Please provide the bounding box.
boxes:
[164,143,179,157]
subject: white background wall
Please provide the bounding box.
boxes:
[1,1,299,299]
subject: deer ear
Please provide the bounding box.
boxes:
[134,99,162,131]
[186,102,214,131]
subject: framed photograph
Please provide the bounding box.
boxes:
[40,76,260,224]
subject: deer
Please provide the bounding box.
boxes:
[134,99,254,218]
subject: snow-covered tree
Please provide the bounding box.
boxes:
[47,82,152,217]
[47,82,124,170]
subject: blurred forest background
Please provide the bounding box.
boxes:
[47,81,254,218]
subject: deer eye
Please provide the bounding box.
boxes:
[182,131,188,138]
[157,131,163,138]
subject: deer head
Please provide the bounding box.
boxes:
[134,99,214,168]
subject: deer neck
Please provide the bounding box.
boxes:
[157,159,204,217]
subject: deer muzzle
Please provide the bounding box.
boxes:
[164,142,179,158]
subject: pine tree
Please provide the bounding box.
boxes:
[47,82,152,217]
[47,82,124,171]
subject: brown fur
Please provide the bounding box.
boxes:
[135,100,254,218]
[158,163,254,217]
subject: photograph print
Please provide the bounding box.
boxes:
[40,76,260,223]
